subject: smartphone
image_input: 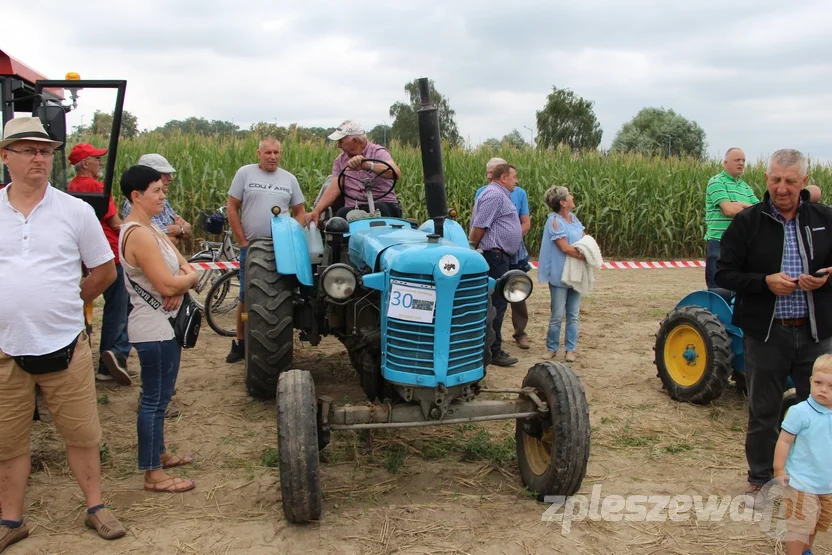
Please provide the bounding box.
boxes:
[812,269,829,278]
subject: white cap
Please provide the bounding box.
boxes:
[327,119,365,141]
[137,153,176,174]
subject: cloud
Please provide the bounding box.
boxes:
[3,0,830,161]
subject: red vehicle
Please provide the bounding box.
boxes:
[0,47,126,219]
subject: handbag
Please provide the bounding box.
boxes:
[127,274,202,349]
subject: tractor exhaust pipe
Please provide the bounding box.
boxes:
[416,77,447,238]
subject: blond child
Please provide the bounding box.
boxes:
[773,354,832,555]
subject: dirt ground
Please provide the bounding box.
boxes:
[12,268,832,555]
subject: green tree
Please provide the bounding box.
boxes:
[89,109,139,138]
[535,87,602,151]
[154,117,240,137]
[389,79,462,147]
[369,124,392,147]
[611,107,706,158]
[480,137,502,151]
[501,129,527,149]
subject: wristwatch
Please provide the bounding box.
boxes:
[367,161,375,173]
[177,225,184,237]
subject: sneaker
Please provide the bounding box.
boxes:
[565,351,577,363]
[0,522,29,551]
[101,350,132,386]
[225,339,245,364]
[95,372,115,382]
[490,351,519,367]
[743,483,766,510]
[514,335,531,350]
[165,402,182,419]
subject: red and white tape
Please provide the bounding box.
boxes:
[528,260,705,270]
[189,261,240,271]
[189,260,707,272]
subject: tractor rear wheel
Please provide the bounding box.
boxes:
[654,306,733,404]
[245,238,295,399]
[516,362,590,500]
[277,370,322,523]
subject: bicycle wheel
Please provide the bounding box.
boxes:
[204,269,240,337]
[188,253,226,311]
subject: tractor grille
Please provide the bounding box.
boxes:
[385,271,488,377]
[448,272,489,375]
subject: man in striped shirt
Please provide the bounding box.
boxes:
[704,148,759,289]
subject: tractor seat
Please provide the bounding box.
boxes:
[708,287,734,303]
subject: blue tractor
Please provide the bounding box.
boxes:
[654,288,798,413]
[242,79,591,524]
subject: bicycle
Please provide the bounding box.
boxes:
[187,207,240,336]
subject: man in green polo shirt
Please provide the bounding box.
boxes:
[704,147,759,288]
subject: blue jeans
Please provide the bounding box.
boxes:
[99,264,131,372]
[135,339,181,470]
[238,246,248,301]
[744,326,832,485]
[547,284,582,352]
[705,240,720,289]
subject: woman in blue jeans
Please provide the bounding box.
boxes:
[119,165,199,493]
[537,186,586,362]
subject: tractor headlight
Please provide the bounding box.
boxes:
[498,270,533,303]
[321,264,357,300]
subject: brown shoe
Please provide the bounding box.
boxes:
[84,507,126,540]
[0,523,29,552]
[565,351,577,363]
[165,403,182,419]
[514,335,530,350]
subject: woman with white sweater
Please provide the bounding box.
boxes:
[537,186,586,362]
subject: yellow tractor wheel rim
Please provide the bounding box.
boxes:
[663,324,707,387]
[523,426,553,476]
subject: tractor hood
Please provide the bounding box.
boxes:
[349,226,489,277]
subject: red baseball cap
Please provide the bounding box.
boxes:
[68,143,108,165]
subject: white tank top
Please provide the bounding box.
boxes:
[119,222,180,343]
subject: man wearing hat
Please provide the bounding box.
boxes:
[0,117,127,550]
[68,144,133,385]
[306,120,402,223]
[121,153,191,246]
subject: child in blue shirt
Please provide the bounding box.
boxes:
[773,354,832,555]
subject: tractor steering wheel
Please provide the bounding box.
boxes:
[337,158,398,205]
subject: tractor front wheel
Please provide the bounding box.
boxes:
[245,238,295,399]
[277,370,322,523]
[516,362,590,500]
[654,306,733,404]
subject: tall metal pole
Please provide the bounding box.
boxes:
[416,78,447,238]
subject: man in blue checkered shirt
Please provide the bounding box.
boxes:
[716,149,832,510]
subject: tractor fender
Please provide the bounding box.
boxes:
[676,289,744,373]
[418,218,469,248]
[270,215,313,286]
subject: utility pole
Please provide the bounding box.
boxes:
[523,125,534,148]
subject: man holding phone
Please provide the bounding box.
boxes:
[716,149,832,509]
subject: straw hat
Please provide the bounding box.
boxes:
[0,117,63,149]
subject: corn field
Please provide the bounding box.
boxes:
[94,132,832,259]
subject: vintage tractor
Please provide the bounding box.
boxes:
[242,78,591,524]
[654,288,797,415]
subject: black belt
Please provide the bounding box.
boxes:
[484,249,509,257]
[775,317,808,327]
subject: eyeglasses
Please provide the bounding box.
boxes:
[3,147,55,159]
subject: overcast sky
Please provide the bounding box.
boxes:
[5,0,832,162]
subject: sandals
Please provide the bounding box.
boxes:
[144,476,196,493]
[84,508,127,540]
[161,454,194,469]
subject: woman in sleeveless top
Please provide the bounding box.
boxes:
[119,165,199,493]
[537,186,586,363]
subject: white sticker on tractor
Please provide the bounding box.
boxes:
[388,280,436,324]
[439,255,460,277]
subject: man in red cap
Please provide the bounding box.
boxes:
[68,144,133,385]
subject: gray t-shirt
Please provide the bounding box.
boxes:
[228,165,305,241]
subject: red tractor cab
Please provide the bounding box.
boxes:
[0,48,126,219]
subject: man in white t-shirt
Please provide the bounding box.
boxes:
[0,117,126,549]
[225,136,306,363]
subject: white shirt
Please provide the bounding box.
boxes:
[0,184,114,355]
